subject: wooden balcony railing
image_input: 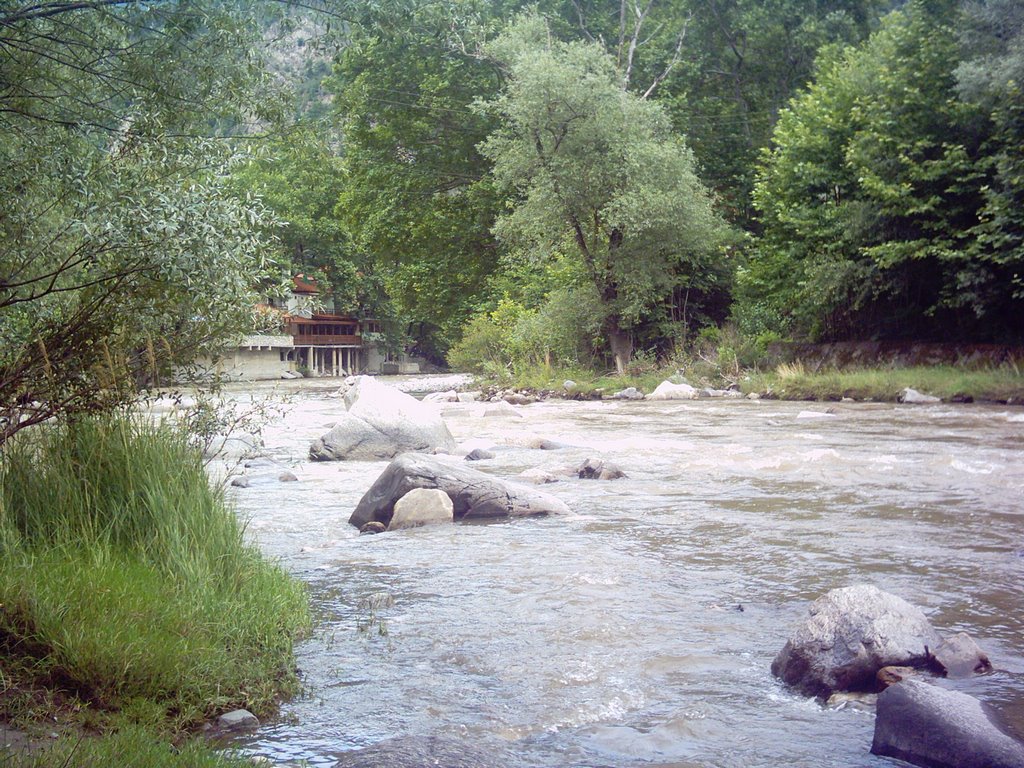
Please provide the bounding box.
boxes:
[291,334,362,346]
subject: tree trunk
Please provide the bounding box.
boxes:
[606,318,633,375]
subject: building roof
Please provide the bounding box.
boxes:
[292,274,320,294]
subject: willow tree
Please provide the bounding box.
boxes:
[0,1,279,445]
[479,13,728,374]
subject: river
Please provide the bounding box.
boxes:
[219,377,1024,767]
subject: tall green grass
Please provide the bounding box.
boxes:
[0,415,309,734]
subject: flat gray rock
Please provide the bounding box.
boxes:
[217,709,259,730]
[872,679,1024,768]
[349,453,570,528]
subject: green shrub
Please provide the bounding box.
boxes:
[0,415,309,730]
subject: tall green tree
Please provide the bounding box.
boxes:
[479,12,729,373]
[327,0,508,361]
[742,1,1022,342]
[0,1,280,444]
[673,0,889,227]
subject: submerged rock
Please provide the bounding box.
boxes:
[872,679,1024,768]
[349,453,570,529]
[422,389,459,403]
[388,488,454,531]
[359,521,387,535]
[309,376,456,460]
[612,386,644,400]
[333,736,512,768]
[576,457,627,480]
[464,448,495,461]
[930,632,992,678]
[482,401,524,419]
[771,585,940,698]
[218,709,259,730]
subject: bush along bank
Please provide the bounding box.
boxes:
[0,415,310,765]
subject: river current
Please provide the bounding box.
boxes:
[220,377,1024,767]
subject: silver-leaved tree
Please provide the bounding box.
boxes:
[478,11,730,374]
[0,1,282,445]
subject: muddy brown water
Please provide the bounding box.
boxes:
[218,378,1024,767]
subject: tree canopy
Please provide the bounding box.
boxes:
[0,1,280,443]
[479,12,729,373]
[739,0,1023,342]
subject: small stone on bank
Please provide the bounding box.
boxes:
[218,709,259,730]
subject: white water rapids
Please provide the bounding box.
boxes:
[218,377,1024,767]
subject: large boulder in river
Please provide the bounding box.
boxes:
[309,376,456,460]
[871,679,1024,768]
[646,380,698,400]
[349,453,570,528]
[771,585,941,698]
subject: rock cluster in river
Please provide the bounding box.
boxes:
[309,376,456,460]
[349,453,571,529]
[773,584,1020,768]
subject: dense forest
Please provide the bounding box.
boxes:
[2,0,1022,413]
[248,0,1023,373]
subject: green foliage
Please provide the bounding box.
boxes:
[447,286,603,373]
[744,363,1024,403]
[0,416,310,727]
[743,1,1024,342]
[480,11,730,373]
[328,0,508,358]
[667,0,887,226]
[9,723,259,768]
[0,2,283,445]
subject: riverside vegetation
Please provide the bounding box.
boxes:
[0,416,310,766]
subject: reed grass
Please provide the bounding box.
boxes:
[0,414,309,759]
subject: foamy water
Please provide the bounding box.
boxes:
[216,378,1024,767]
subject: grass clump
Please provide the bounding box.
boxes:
[0,414,309,758]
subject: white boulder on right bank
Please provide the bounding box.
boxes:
[646,381,698,400]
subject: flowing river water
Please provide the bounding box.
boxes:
[219,377,1024,767]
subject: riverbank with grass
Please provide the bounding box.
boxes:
[0,416,310,766]
[480,361,1024,404]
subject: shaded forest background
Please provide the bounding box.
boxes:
[247,0,1021,372]
[2,0,1021,403]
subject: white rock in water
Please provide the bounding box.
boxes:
[646,381,698,400]
[900,388,941,404]
[389,488,454,530]
[611,387,644,400]
[422,390,459,403]
[310,376,456,460]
